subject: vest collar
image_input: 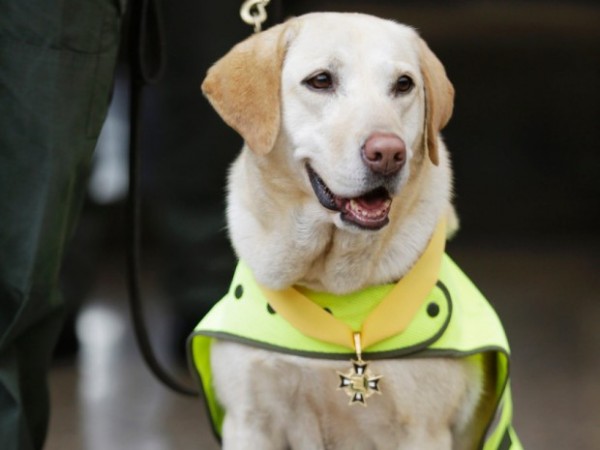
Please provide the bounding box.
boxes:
[253,220,447,352]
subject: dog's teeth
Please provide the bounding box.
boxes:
[349,199,385,219]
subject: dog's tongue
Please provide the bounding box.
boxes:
[355,189,390,209]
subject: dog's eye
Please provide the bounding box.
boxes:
[394,75,414,95]
[304,72,334,91]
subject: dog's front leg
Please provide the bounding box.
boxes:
[213,342,294,449]
[221,413,288,450]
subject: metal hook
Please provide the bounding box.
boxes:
[240,0,270,33]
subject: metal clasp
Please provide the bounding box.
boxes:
[240,0,271,33]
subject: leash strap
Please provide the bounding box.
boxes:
[127,0,198,397]
[126,0,283,397]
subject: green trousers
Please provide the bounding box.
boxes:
[0,1,123,448]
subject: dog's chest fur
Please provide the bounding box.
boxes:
[212,342,482,450]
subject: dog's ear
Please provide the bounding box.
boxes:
[201,23,293,155]
[418,38,454,166]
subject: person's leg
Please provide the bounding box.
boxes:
[0,1,123,448]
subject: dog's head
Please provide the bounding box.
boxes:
[202,13,454,232]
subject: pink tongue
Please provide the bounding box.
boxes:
[355,195,387,210]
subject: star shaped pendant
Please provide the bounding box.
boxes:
[337,359,382,406]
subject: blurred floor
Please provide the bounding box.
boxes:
[46,237,600,450]
[47,262,219,450]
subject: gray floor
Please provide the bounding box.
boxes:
[46,236,600,449]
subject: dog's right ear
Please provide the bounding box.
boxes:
[418,38,454,166]
[201,23,294,155]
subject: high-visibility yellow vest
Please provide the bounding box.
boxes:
[189,255,522,449]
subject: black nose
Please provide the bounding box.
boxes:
[361,132,406,176]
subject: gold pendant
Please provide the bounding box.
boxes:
[337,333,382,406]
[337,359,382,406]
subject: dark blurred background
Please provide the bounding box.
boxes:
[48,1,599,449]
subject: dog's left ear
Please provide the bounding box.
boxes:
[201,23,294,155]
[418,38,455,166]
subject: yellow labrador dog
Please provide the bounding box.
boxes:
[194,12,517,450]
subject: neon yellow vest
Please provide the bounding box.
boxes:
[189,255,522,449]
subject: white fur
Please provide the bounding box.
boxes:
[211,13,482,449]
[213,343,482,450]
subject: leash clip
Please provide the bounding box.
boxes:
[240,0,271,33]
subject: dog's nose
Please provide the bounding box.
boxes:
[361,132,406,176]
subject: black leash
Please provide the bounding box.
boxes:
[126,0,283,397]
[127,0,199,397]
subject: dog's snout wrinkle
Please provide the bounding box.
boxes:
[361,132,406,176]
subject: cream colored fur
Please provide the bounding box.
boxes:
[202,12,487,450]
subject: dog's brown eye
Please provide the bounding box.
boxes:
[304,72,333,91]
[394,75,414,95]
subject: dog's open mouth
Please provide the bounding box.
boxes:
[307,165,392,230]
